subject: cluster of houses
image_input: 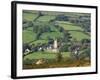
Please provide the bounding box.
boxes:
[23,39,59,55]
[23,38,90,57]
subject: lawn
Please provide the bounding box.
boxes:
[69,31,90,41]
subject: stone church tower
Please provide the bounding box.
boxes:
[53,39,58,53]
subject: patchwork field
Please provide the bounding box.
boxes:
[23,10,91,69]
[56,21,90,41]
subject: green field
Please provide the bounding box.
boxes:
[40,31,63,40]
[30,40,48,46]
[24,52,70,60]
[57,21,83,31]
[23,27,36,43]
[69,31,90,41]
[23,13,38,21]
[23,17,90,43]
[56,21,90,41]
[37,15,55,22]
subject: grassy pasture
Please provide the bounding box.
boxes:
[56,21,90,41]
[23,13,38,21]
[30,40,48,46]
[37,15,56,22]
[69,31,90,41]
[23,27,36,43]
[24,52,70,60]
[57,21,83,31]
[40,31,63,40]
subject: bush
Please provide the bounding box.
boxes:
[59,43,70,52]
[79,47,91,60]
[23,58,34,65]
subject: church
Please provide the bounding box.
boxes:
[46,39,59,53]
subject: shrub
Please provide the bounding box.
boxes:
[23,58,33,65]
[59,43,70,52]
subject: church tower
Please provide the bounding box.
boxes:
[53,39,58,53]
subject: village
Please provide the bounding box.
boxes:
[23,39,59,55]
[23,10,91,69]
